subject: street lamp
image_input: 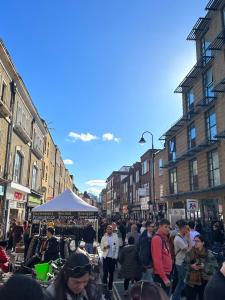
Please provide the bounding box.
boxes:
[139,131,156,219]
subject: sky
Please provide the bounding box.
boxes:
[0,0,209,196]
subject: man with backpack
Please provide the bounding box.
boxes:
[151,218,172,295]
[172,220,190,300]
[138,221,154,282]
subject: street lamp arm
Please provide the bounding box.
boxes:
[141,131,153,138]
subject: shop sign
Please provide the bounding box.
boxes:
[6,191,25,201]
[168,209,185,216]
[0,185,4,196]
[28,195,42,207]
[14,192,23,200]
[187,199,198,211]
[138,187,149,197]
[9,200,17,209]
[141,197,149,210]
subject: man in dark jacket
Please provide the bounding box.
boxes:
[83,223,96,254]
[138,221,154,282]
[204,262,225,300]
[43,227,59,262]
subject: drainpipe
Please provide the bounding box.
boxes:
[2,81,16,238]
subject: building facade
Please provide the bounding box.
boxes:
[160,1,225,224]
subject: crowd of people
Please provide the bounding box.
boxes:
[0,216,224,300]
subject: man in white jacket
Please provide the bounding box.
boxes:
[101,224,119,292]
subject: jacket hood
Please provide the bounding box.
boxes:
[124,245,136,254]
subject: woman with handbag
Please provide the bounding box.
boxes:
[184,235,218,300]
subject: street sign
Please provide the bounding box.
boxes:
[187,199,198,211]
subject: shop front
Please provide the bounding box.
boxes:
[27,194,42,219]
[5,182,30,232]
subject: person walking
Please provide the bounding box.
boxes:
[46,252,104,300]
[126,224,140,247]
[100,224,119,293]
[119,236,142,296]
[83,223,96,254]
[138,221,154,282]
[172,220,190,300]
[184,234,218,300]
[151,219,172,295]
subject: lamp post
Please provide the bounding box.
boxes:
[139,131,156,220]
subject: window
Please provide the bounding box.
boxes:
[13,151,23,183]
[168,137,176,162]
[1,82,6,103]
[203,68,214,98]
[142,160,148,175]
[201,36,211,62]
[189,159,198,191]
[160,184,164,198]
[205,107,217,141]
[208,150,220,187]
[136,170,139,183]
[130,175,133,186]
[169,168,177,194]
[188,123,196,149]
[159,159,164,176]
[31,166,38,190]
[186,89,194,111]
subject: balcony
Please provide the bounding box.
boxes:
[208,28,225,51]
[32,144,43,159]
[14,121,32,144]
[0,98,11,118]
[175,55,214,93]
[212,76,225,93]
[163,139,219,169]
[205,0,223,10]
[187,17,211,41]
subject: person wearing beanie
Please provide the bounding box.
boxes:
[204,262,225,300]
[46,252,104,300]
[0,275,45,300]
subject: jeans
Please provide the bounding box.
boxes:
[85,243,93,254]
[142,268,153,282]
[186,281,207,300]
[172,264,186,300]
[103,257,116,290]
[154,274,171,295]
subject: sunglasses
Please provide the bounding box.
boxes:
[66,263,92,274]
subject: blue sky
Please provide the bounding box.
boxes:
[1,0,209,195]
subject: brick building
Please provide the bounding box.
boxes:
[160,0,225,224]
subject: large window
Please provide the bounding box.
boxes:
[168,137,176,162]
[205,107,217,141]
[189,159,198,191]
[203,68,214,98]
[186,89,194,111]
[31,166,38,190]
[208,150,220,187]
[142,160,149,175]
[159,159,164,176]
[13,151,23,184]
[135,170,139,183]
[188,123,196,149]
[201,36,211,62]
[169,168,177,194]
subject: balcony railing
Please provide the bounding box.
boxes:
[187,17,211,41]
[0,97,11,118]
[205,0,223,10]
[212,76,225,93]
[208,28,225,51]
[14,121,32,144]
[174,55,214,93]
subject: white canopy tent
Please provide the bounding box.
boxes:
[32,189,98,216]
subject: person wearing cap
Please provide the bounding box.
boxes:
[0,240,10,272]
[101,224,119,292]
[46,252,104,300]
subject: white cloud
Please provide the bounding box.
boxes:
[63,159,74,165]
[102,133,120,142]
[87,187,102,196]
[86,180,106,187]
[68,132,98,142]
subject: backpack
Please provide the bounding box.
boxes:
[138,232,152,267]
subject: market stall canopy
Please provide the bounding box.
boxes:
[32,189,98,217]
